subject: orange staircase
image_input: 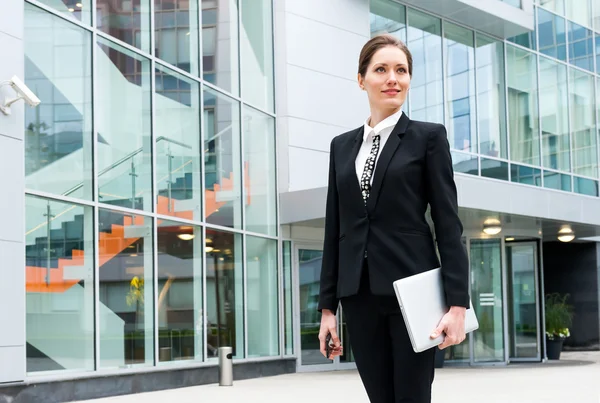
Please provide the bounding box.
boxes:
[26,169,251,294]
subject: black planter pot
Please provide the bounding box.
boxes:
[434,348,445,368]
[546,338,564,360]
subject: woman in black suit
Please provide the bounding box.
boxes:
[317,34,470,403]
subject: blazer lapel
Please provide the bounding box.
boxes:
[366,113,410,212]
[346,126,366,208]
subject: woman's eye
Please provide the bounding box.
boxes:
[376,67,385,72]
[398,68,406,73]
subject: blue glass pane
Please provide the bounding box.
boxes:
[544,172,571,191]
[568,22,594,72]
[538,8,566,61]
[481,158,509,180]
[574,177,599,196]
[451,151,478,175]
[511,164,542,186]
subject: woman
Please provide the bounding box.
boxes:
[317,34,470,403]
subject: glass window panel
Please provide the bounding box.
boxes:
[246,236,279,357]
[481,158,509,180]
[476,34,508,159]
[451,151,478,175]
[97,38,152,211]
[566,0,591,28]
[539,57,570,172]
[205,229,244,358]
[203,87,242,229]
[240,0,274,112]
[97,0,151,52]
[407,9,443,124]
[24,5,93,200]
[202,0,239,94]
[282,241,293,355]
[98,210,154,368]
[155,65,203,220]
[26,196,94,373]
[155,0,199,75]
[157,220,203,362]
[33,0,91,24]
[537,8,567,61]
[243,106,277,236]
[508,11,537,51]
[543,171,571,191]
[539,0,565,15]
[511,164,542,186]
[570,69,598,178]
[507,45,540,166]
[568,22,594,72]
[370,0,406,39]
[444,23,476,153]
[574,177,598,196]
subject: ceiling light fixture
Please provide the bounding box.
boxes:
[483,218,502,235]
[557,226,575,243]
[505,237,515,242]
[206,246,214,253]
[178,233,195,241]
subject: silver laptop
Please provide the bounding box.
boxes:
[392,268,479,353]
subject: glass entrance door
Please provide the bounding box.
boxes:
[295,245,355,371]
[470,238,505,363]
[506,241,541,361]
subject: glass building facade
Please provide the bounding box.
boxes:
[23,0,280,375]
[371,0,600,197]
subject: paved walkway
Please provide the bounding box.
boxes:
[76,351,600,403]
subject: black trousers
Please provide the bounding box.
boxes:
[341,262,436,403]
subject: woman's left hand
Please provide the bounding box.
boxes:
[430,306,466,349]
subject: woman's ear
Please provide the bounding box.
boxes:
[357,74,365,90]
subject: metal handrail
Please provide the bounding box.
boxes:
[62,136,192,197]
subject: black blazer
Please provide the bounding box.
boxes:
[317,113,470,312]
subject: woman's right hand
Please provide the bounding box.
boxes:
[318,309,343,359]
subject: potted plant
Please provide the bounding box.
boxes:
[545,293,573,360]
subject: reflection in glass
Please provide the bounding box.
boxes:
[568,22,594,72]
[24,5,93,200]
[202,0,239,94]
[511,164,542,186]
[451,151,478,175]
[444,22,476,153]
[471,239,504,363]
[570,69,597,178]
[407,9,443,124]
[97,38,152,211]
[33,0,91,23]
[247,237,279,357]
[155,65,202,220]
[155,0,200,75]
[370,0,406,40]
[26,196,94,373]
[507,46,540,166]
[544,171,571,191]
[282,241,293,355]
[539,57,569,172]
[481,158,509,181]
[566,0,591,29]
[97,0,151,52]
[241,0,274,111]
[574,177,598,196]
[508,13,536,51]
[539,0,565,15]
[98,210,153,368]
[203,87,242,229]
[243,106,277,236]
[538,8,567,61]
[205,229,244,358]
[157,220,203,362]
[298,249,332,366]
[476,34,507,159]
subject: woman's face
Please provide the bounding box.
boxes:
[358,45,411,112]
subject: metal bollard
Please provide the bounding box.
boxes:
[218,346,233,386]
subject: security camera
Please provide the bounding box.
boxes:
[0,75,41,116]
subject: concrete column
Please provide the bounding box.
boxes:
[0,0,26,384]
